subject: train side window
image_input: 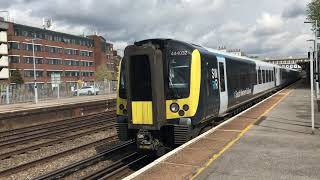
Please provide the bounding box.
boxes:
[258,69,261,84]
[219,62,225,92]
[267,70,270,82]
[262,70,266,83]
[265,70,268,83]
[271,71,274,81]
[269,70,272,82]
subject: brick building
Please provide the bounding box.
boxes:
[1,19,119,88]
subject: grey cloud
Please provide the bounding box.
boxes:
[1,0,311,56]
[282,1,306,19]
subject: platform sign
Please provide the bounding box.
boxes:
[51,73,61,88]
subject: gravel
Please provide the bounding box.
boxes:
[1,129,116,180]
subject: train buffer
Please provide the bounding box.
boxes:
[124,80,320,180]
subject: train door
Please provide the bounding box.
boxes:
[205,56,220,118]
[275,67,281,86]
[273,67,276,87]
[217,56,228,114]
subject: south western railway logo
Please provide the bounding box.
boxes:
[234,88,252,99]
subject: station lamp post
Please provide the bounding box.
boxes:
[25,38,41,104]
[304,20,318,134]
[305,20,319,98]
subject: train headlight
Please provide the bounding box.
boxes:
[183,104,189,111]
[119,104,124,110]
[170,103,179,113]
[178,110,185,116]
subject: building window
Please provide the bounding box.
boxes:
[34,45,42,52]
[79,61,84,66]
[65,60,72,66]
[46,46,62,53]
[57,48,63,53]
[22,31,28,37]
[36,58,44,64]
[47,71,62,77]
[24,70,44,77]
[71,60,79,66]
[8,56,20,63]
[80,50,92,56]
[47,58,63,65]
[63,37,71,44]
[64,48,72,55]
[23,57,33,64]
[45,34,53,41]
[8,42,20,50]
[65,71,79,77]
[80,71,94,77]
[53,35,62,42]
[23,43,33,51]
[73,49,78,55]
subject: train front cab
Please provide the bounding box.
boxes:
[116,41,204,152]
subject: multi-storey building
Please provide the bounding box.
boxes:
[1,19,118,87]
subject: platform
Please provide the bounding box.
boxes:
[0,94,115,114]
[125,80,320,180]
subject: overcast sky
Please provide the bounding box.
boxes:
[0,0,313,57]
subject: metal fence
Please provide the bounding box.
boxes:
[0,81,117,105]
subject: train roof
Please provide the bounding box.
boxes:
[134,39,298,72]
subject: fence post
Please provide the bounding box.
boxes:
[6,85,9,104]
[77,83,79,96]
[108,81,111,94]
[57,83,60,99]
[93,81,96,95]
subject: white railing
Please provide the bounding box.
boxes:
[0,68,9,79]
[0,80,117,105]
[0,56,8,67]
[0,31,7,42]
[0,44,8,55]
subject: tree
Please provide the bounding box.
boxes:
[307,0,320,28]
[10,70,24,84]
[95,64,114,81]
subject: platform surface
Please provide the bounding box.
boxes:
[128,80,320,180]
[195,81,320,180]
[0,94,116,114]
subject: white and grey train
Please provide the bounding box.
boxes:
[116,39,300,153]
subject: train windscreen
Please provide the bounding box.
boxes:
[119,60,126,99]
[129,55,152,101]
[167,55,191,99]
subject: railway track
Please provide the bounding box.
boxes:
[0,123,115,160]
[0,135,118,178]
[33,140,154,180]
[33,140,135,180]
[0,110,115,140]
[0,111,116,151]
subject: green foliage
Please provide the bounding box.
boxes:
[307,0,320,28]
[10,70,24,84]
[95,64,115,81]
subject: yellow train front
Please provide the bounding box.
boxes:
[116,39,202,154]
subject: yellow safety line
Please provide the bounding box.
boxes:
[190,89,293,180]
